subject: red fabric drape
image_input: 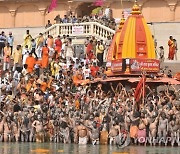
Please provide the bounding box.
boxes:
[48,0,57,13]
[134,75,146,102]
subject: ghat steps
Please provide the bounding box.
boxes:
[0,22,180,74]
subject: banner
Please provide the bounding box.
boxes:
[72,26,84,35]
[111,59,122,72]
[130,59,160,72]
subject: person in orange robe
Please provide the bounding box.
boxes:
[86,40,94,60]
[41,44,49,68]
[25,52,36,73]
[41,78,48,92]
[26,78,35,92]
[168,36,175,60]
[55,35,62,56]
[3,43,11,71]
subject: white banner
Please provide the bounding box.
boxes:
[72,26,84,35]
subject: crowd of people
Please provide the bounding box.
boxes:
[0,30,179,147]
[46,7,116,30]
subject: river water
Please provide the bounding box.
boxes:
[0,143,179,154]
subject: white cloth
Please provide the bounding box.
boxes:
[22,48,29,65]
[66,44,74,57]
[79,137,88,144]
[83,68,91,79]
[104,8,110,18]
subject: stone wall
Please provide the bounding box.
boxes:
[0,0,180,28]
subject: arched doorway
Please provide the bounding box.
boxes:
[76,3,97,17]
[15,5,41,27]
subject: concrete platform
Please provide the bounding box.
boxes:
[0,27,45,46]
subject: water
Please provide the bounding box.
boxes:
[0,143,179,154]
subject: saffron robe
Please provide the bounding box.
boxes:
[26,56,36,73]
[41,46,49,68]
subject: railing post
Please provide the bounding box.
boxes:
[90,23,94,36]
[56,24,59,36]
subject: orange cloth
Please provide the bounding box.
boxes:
[47,38,54,48]
[47,78,53,89]
[130,125,138,139]
[86,43,94,60]
[41,47,49,68]
[168,40,175,60]
[100,131,108,144]
[72,75,80,86]
[25,56,36,73]
[41,82,48,92]
[55,39,62,54]
[90,66,99,77]
[36,59,42,67]
[72,72,84,86]
[26,80,35,92]
[3,47,11,62]
[75,99,80,110]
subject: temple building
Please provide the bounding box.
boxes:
[106,1,160,76]
[0,0,180,28]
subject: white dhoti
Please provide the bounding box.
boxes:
[79,136,88,144]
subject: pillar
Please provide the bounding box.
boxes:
[169,4,176,21]
[39,8,46,26]
[9,10,16,27]
[166,0,177,21]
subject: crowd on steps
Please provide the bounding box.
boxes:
[45,7,116,30]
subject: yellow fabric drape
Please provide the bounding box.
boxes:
[122,17,136,58]
[142,18,156,59]
[115,31,122,59]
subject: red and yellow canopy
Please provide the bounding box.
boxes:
[107,1,156,62]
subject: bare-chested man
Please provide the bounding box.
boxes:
[137,111,148,145]
[12,114,20,142]
[158,112,168,145]
[108,121,121,145]
[74,121,89,144]
[59,121,71,143]
[149,114,159,145]
[4,116,13,142]
[20,113,30,142]
[169,115,179,146]
[29,116,36,142]
[0,112,4,141]
[32,115,44,142]
[88,121,100,145]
